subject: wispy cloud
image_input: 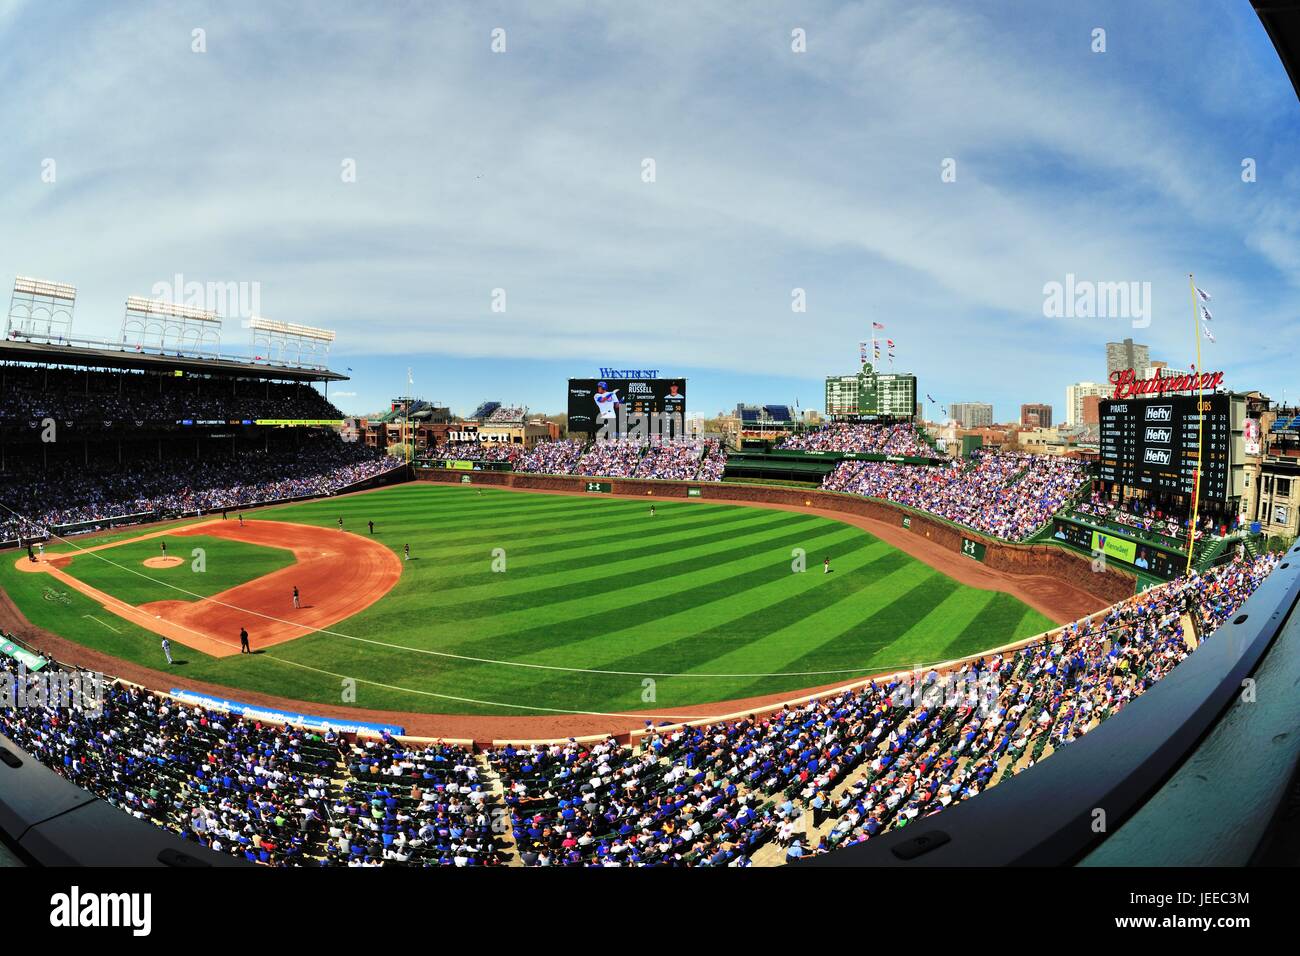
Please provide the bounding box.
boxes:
[0,0,1295,418]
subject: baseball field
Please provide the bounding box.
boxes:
[1,483,1058,724]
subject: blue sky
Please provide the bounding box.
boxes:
[1,0,1297,420]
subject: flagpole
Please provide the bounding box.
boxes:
[1184,273,1203,577]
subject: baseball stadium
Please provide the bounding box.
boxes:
[1,4,1298,914]
[1,285,1297,873]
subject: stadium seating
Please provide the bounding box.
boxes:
[0,435,404,542]
[823,450,1089,542]
[0,553,1279,866]
[0,364,344,426]
[777,423,933,456]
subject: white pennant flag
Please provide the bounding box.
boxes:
[1195,286,1212,303]
[1202,323,1216,343]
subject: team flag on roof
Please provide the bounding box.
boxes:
[1196,286,1212,303]
[872,322,885,330]
[926,393,936,402]
[1200,306,1213,322]
[887,339,895,347]
[1203,324,1216,343]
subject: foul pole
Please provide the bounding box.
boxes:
[1184,274,1204,576]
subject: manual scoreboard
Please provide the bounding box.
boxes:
[1098,395,1231,501]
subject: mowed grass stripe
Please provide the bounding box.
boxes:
[266,487,710,528]
[937,593,1054,661]
[424,511,812,596]
[280,521,866,688]
[280,496,755,553]
[505,540,905,706]
[406,512,838,623]
[685,564,955,678]
[430,516,810,590]
[10,483,1070,716]
[414,508,791,574]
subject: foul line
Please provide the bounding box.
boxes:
[0,499,1168,681]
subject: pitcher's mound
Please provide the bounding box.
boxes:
[144,556,184,568]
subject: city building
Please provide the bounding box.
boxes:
[950,402,994,428]
[1066,381,1111,426]
[1240,404,1300,541]
[1139,361,1192,380]
[1106,338,1150,378]
[1020,403,1053,428]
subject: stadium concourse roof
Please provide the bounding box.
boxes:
[0,338,348,383]
[1254,0,1300,101]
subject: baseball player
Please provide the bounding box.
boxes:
[404,543,410,561]
[338,517,344,532]
[162,638,173,666]
[292,586,301,609]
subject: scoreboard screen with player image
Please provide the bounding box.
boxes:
[567,377,686,434]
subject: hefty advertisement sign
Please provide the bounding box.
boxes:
[1143,447,1173,466]
[1144,405,1173,422]
[1144,426,1173,444]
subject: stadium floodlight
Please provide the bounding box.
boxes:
[7,275,78,343]
[249,316,336,368]
[120,295,223,357]
[123,295,221,324]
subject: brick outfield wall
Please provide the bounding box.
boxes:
[414,468,1137,606]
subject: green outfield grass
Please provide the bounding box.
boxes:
[0,483,1057,717]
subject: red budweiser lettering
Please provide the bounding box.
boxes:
[1109,367,1224,400]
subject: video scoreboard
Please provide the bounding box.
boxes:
[567,378,686,434]
[1099,394,1231,501]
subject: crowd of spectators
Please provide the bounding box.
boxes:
[574,439,646,478]
[0,364,344,428]
[510,438,727,481]
[824,451,1088,541]
[432,441,525,464]
[0,650,501,867]
[1072,494,1231,545]
[491,552,1279,865]
[695,440,727,481]
[0,436,403,542]
[812,553,1279,854]
[0,552,1281,866]
[484,406,527,424]
[515,439,586,475]
[777,423,934,457]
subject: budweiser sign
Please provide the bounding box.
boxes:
[1110,367,1223,400]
